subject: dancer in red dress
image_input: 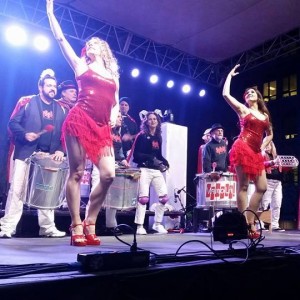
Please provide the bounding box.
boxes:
[47,0,120,246]
[222,64,273,238]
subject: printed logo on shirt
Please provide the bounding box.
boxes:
[112,133,122,143]
[216,146,226,154]
[43,110,54,120]
[152,140,159,149]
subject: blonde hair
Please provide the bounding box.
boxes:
[84,37,120,79]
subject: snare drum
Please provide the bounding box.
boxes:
[196,172,237,208]
[24,154,69,209]
[103,168,141,210]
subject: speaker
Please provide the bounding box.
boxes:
[192,206,214,232]
[213,211,248,243]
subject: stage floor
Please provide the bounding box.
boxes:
[1,230,300,279]
[1,207,300,299]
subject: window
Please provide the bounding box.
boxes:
[263,80,277,102]
[283,74,297,97]
[285,133,298,140]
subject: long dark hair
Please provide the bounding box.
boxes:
[243,86,272,125]
[140,112,162,140]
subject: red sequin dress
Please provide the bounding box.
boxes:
[62,69,116,163]
[230,113,270,180]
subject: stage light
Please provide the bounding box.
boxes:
[131,68,140,78]
[5,25,27,46]
[182,84,191,94]
[33,35,50,51]
[166,80,174,88]
[199,89,206,97]
[149,74,158,84]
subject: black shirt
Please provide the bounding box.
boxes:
[202,138,228,172]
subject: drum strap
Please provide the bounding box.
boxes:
[126,131,143,163]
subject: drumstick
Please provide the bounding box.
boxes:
[36,125,54,137]
[212,162,217,172]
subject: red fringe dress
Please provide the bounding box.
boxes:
[62,69,117,164]
[230,113,270,180]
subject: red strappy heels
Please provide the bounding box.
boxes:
[248,224,261,239]
[83,220,101,246]
[69,224,87,246]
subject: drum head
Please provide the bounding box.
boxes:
[31,154,68,169]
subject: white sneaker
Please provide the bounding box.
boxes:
[0,231,12,238]
[39,227,66,238]
[152,224,168,234]
[136,227,147,235]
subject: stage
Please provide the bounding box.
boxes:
[1,220,300,299]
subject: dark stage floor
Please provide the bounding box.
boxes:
[1,212,300,299]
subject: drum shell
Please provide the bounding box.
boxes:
[196,172,237,208]
[104,168,140,210]
[80,158,93,198]
[24,156,69,209]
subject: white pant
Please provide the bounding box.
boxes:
[134,168,168,225]
[261,179,282,229]
[0,159,57,234]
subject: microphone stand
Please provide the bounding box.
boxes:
[176,187,197,232]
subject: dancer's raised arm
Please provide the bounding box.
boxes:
[222,64,248,118]
[46,0,82,74]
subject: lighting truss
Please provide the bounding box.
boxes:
[1,0,300,87]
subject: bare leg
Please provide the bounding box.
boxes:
[65,135,86,233]
[85,153,115,226]
[247,170,267,226]
[235,165,250,215]
[236,165,267,233]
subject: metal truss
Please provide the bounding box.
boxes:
[1,0,300,87]
[223,28,300,79]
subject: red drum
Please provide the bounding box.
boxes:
[24,153,69,209]
[196,172,237,208]
[104,168,141,210]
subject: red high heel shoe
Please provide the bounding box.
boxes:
[248,224,261,240]
[70,224,87,246]
[83,220,101,246]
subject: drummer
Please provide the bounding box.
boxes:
[202,123,229,173]
[87,112,130,236]
[0,69,67,238]
[57,80,78,210]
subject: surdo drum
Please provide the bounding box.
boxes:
[103,168,141,210]
[24,153,69,209]
[196,172,237,208]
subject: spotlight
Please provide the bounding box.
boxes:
[166,80,174,88]
[182,84,191,94]
[5,25,27,46]
[199,89,206,97]
[33,35,50,51]
[149,74,158,84]
[131,68,140,78]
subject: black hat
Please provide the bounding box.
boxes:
[210,123,224,133]
[58,80,77,92]
[119,97,131,105]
